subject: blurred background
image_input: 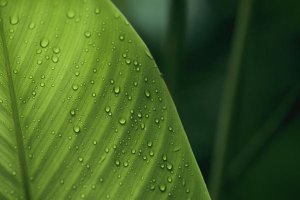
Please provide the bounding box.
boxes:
[113,0,300,199]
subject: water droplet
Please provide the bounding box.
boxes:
[113,86,120,94]
[162,154,167,161]
[52,55,59,63]
[144,90,151,98]
[119,34,125,41]
[147,141,153,147]
[105,106,111,113]
[123,161,129,167]
[125,58,131,65]
[166,163,173,170]
[72,84,79,91]
[95,8,101,14]
[119,118,126,125]
[28,22,35,30]
[93,140,97,145]
[53,47,60,54]
[84,31,91,38]
[115,160,120,166]
[67,9,75,19]
[10,15,19,25]
[40,38,49,48]
[70,110,76,116]
[73,126,80,133]
[167,177,172,183]
[159,184,166,192]
[78,157,83,162]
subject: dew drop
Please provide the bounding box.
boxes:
[78,157,83,162]
[119,118,126,125]
[95,8,101,14]
[70,109,76,116]
[105,106,111,113]
[113,86,120,94]
[115,160,120,166]
[84,31,91,38]
[72,84,79,91]
[159,184,166,192]
[28,22,35,30]
[147,141,153,147]
[119,34,125,41]
[40,38,49,48]
[166,163,173,170]
[67,9,75,19]
[162,154,167,161]
[73,126,80,133]
[144,90,151,98]
[51,55,59,63]
[10,15,19,25]
[53,47,60,54]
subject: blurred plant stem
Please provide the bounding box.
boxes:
[227,85,300,183]
[163,0,187,99]
[209,0,254,199]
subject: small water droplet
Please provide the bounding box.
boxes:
[69,110,76,117]
[166,163,173,170]
[53,47,60,54]
[105,106,111,113]
[113,86,120,94]
[73,126,80,133]
[119,34,125,41]
[10,15,19,25]
[119,118,126,125]
[78,157,83,162]
[40,38,49,48]
[84,31,91,38]
[115,160,120,166]
[72,84,79,91]
[67,9,75,19]
[162,154,167,161]
[95,8,101,14]
[28,22,35,30]
[145,90,151,98]
[52,55,59,63]
[147,141,153,147]
[159,184,166,192]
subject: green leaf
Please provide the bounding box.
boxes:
[0,0,210,199]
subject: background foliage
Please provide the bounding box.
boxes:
[113,0,300,199]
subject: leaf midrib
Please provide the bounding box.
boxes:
[0,19,31,199]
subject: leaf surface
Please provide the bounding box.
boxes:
[0,0,210,199]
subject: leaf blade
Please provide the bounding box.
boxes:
[0,0,210,199]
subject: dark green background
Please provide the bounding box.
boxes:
[113,0,300,199]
